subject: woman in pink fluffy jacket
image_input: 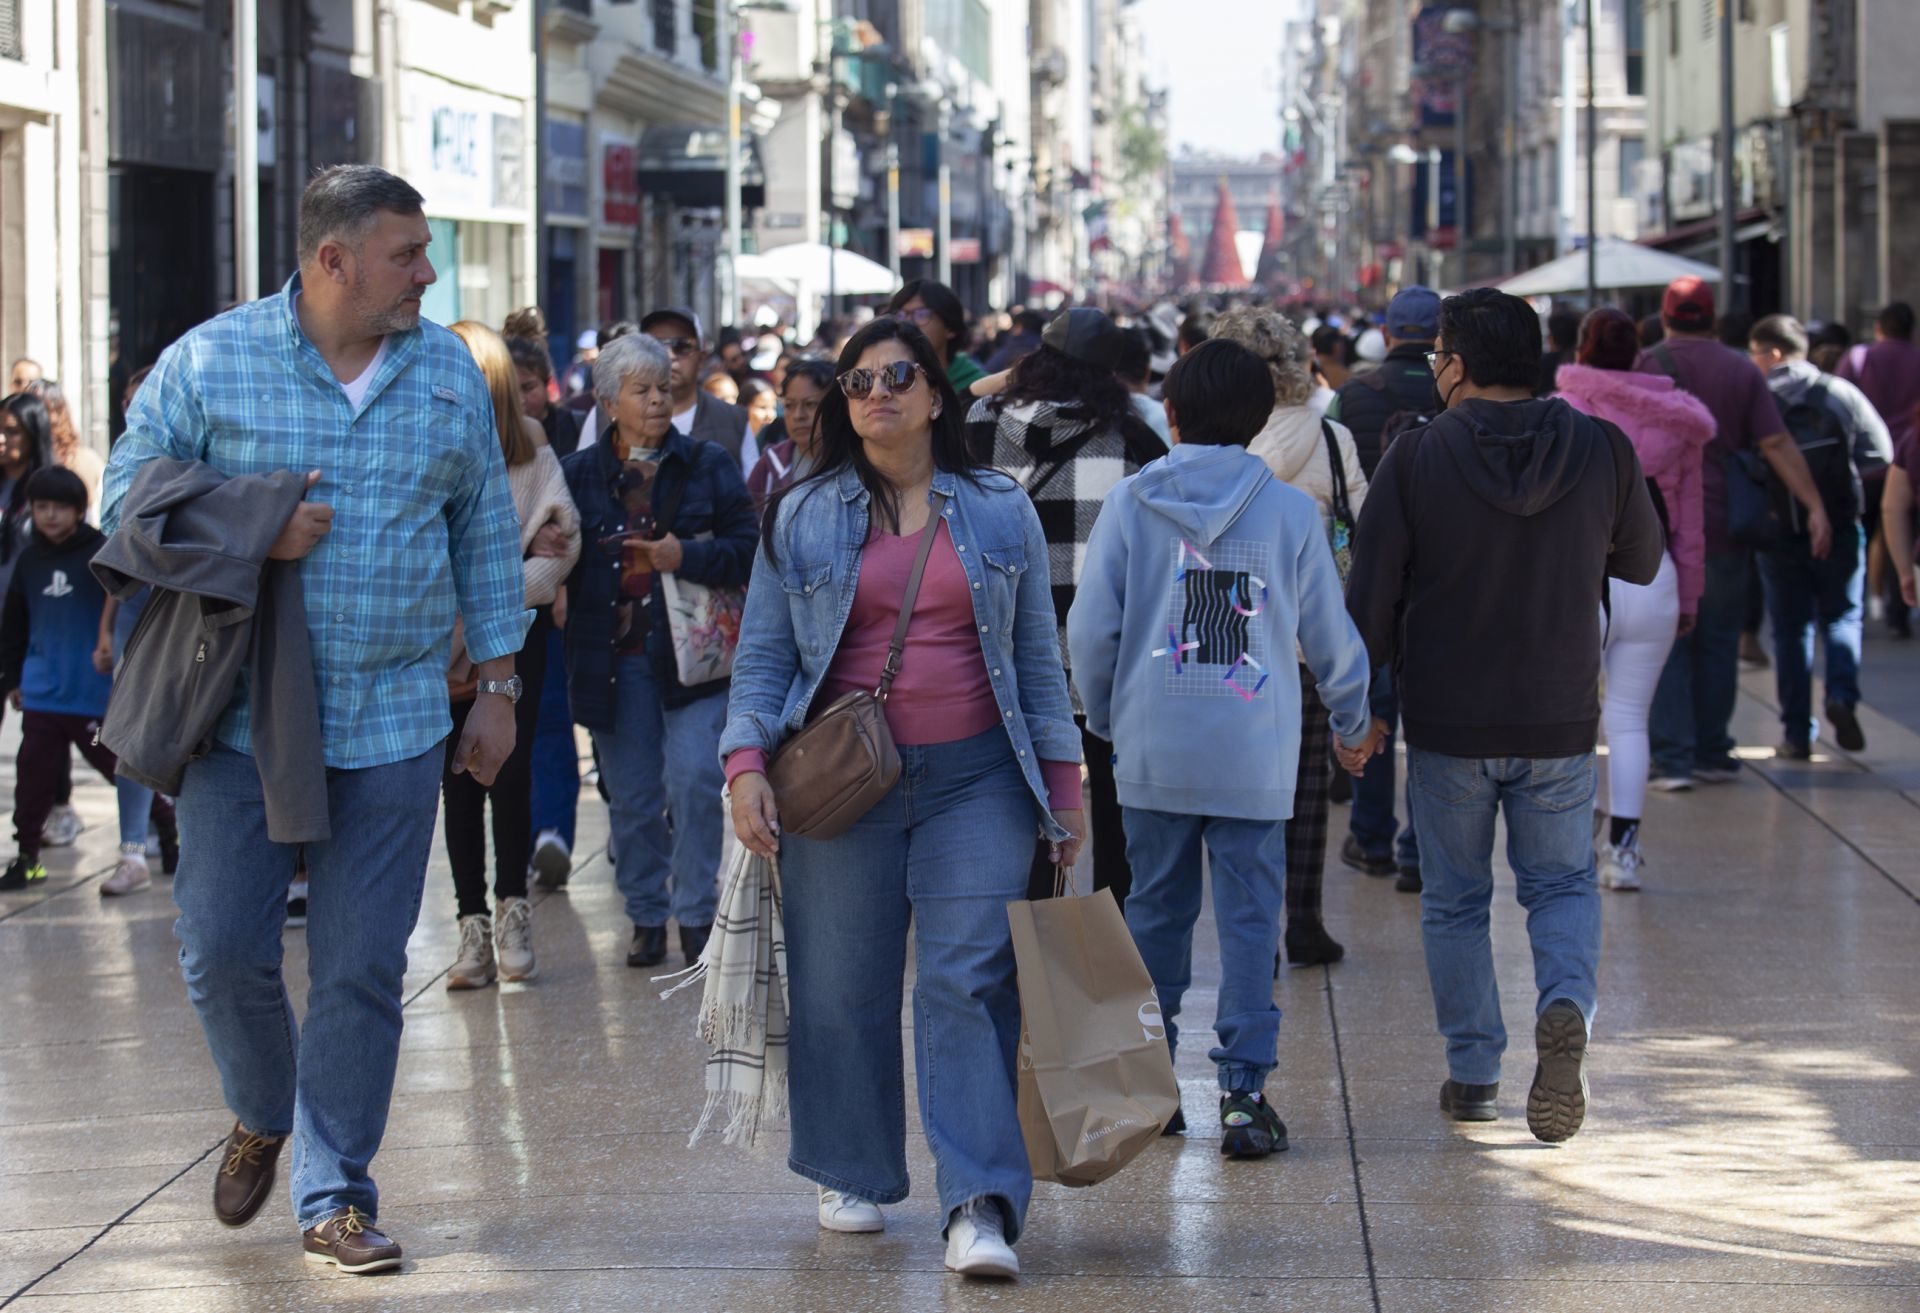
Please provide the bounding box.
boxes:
[1555,307,1715,893]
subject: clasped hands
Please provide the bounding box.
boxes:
[1334,718,1392,777]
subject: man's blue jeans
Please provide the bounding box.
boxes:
[1406,748,1600,1086]
[1651,550,1749,777]
[528,625,580,848]
[780,728,1037,1241]
[1757,525,1864,749]
[172,741,441,1230]
[590,652,725,930]
[1122,808,1288,1094]
[1349,666,1419,867]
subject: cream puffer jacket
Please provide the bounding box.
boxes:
[1247,404,1370,524]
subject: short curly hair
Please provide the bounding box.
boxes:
[1209,307,1315,408]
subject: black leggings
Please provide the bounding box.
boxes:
[442,609,550,918]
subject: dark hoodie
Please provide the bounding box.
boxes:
[1345,397,1664,759]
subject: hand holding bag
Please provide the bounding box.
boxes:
[766,492,949,841]
[1008,872,1181,1187]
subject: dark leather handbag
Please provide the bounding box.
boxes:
[768,492,950,840]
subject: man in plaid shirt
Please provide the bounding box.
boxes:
[101,167,527,1275]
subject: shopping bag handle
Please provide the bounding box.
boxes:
[1051,862,1081,900]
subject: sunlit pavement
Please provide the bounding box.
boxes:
[3,632,1917,1312]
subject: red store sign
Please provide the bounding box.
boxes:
[603,142,639,229]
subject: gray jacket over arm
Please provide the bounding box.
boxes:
[91,459,330,842]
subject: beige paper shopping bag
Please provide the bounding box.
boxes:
[1008,884,1181,1187]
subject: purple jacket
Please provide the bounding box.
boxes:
[1555,363,1715,612]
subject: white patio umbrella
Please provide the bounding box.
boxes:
[1496,239,1722,298]
[746,242,901,297]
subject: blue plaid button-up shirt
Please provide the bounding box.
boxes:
[103,274,529,771]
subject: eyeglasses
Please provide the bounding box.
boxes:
[657,337,701,358]
[838,361,927,400]
[894,307,938,327]
[1425,351,1454,372]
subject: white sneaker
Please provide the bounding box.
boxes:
[285,877,309,929]
[944,1200,1018,1278]
[447,914,496,989]
[41,804,83,848]
[531,830,572,889]
[101,854,152,896]
[1650,776,1693,793]
[1599,842,1643,892]
[495,897,537,982]
[817,1187,884,1233]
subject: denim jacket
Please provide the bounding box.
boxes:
[720,464,1080,840]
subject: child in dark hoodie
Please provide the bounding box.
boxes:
[1068,340,1376,1157]
[0,467,118,891]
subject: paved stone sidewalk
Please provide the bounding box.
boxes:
[1,654,1917,1311]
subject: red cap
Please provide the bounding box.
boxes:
[1662,275,1716,329]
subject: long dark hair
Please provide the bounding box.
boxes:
[998,343,1160,456]
[762,317,986,563]
[2,391,53,563]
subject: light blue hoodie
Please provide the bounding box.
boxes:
[1067,443,1373,822]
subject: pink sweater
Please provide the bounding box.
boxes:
[1555,364,1717,612]
[725,519,1082,810]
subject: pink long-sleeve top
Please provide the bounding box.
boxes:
[725,518,1083,811]
[1555,363,1717,613]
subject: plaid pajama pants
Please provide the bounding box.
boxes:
[1285,666,1332,927]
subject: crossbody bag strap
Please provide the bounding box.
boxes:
[1321,418,1354,525]
[876,490,951,701]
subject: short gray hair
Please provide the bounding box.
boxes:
[1210,307,1317,409]
[592,334,672,411]
[298,166,426,265]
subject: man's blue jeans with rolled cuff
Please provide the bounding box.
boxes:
[1349,666,1420,869]
[780,728,1037,1242]
[171,741,441,1231]
[1651,550,1749,777]
[590,652,726,931]
[528,624,580,849]
[1122,808,1288,1095]
[1406,748,1600,1087]
[1757,525,1864,748]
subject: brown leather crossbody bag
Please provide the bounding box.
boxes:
[768,492,949,841]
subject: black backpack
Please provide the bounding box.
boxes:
[1774,381,1860,529]
[1357,368,1437,459]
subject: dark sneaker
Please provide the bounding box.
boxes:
[156,815,180,876]
[0,856,48,892]
[1825,701,1866,752]
[1692,762,1741,784]
[627,924,666,968]
[1340,836,1395,877]
[679,922,712,967]
[1775,741,1813,762]
[531,829,572,889]
[1219,1092,1288,1159]
[1395,865,1422,894]
[303,1206,403,1274]
[213,1122,286,1227]
[1161,1105,1186,1137]
[1439,1079,1499,1122]
[1283,920,1345,967]
[1527,999,1590,1144]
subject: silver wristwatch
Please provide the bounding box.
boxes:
[474,676,524,704]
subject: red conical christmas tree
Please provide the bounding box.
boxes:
[1198,177,1249,289]
[1254,191,1286,286]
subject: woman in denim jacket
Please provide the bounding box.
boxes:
[721,318,1082,1279]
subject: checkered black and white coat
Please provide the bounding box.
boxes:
[966,396,1165,705]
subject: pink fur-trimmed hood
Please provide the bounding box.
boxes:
[1553,364,1716,480]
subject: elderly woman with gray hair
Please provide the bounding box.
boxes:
[1211,307,1370,969]
[559,332,758,971]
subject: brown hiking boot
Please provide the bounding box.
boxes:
[213,1122,286,1228]
[303,1206,403,1274]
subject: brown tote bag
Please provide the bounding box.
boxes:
[1008,872,1181,1187]
[768,492,949,841]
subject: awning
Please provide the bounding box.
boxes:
[1638,208,1772,251]
[1495,238,1722,298]
[737,243,900,297]
[634,124,766,209]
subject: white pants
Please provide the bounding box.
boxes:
[1601,553,1680,823]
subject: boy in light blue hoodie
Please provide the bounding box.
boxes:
[1067,339,1377,1157]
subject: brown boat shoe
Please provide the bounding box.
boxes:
[303,1206,403,1274]
[212,1122,286,1228]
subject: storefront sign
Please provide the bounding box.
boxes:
[602,136,640,231]
[404,72,528,223]
[896,227,935,258]
[546,119,589,220]
[949,237,982,264]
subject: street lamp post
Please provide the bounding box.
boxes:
[936,101,952,287]
[720,0,741,327]
[1585,0,1598,306]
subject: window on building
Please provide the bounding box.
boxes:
[1623,0,1645,96]
[1669,0,1679,57]
[1619,136,1645,198]
[653,0,678,55]
[1700,0,1715,41]
[0,0,21,60]
[693,0,717,71]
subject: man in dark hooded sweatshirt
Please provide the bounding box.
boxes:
[1345,289,1664,1144]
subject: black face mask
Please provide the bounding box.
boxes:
[1435,357,1464,411]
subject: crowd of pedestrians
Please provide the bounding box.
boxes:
[2,163,1915,1282]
